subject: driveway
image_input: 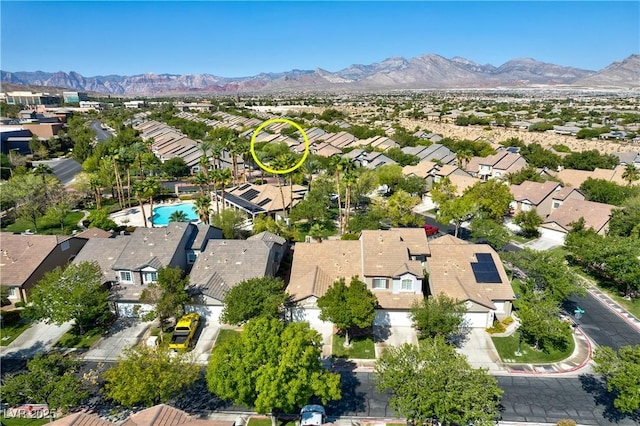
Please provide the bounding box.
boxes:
[373,325,417,358]
[0,321,72,359]
[191,318,220,365]
[456,328,507,374]
[523,237,563,251]
[82,318,153,362]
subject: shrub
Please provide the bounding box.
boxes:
[341,233,360,240]
[14,301,26,308]
[0,309,22,325]
[556,420,577,426]
[502,317,514,325]
[485,321,506,334]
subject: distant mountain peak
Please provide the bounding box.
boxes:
[1,54,636,95]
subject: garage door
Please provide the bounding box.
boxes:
[185,305,223,324]
[465,312,491,328]
[374,310,413,327]
[539,227,566,243]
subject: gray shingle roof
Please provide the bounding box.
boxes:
[73,237,130,283]
[111,222,191,271]
[189,239,275,302]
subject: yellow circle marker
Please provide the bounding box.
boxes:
[250,118,310,174]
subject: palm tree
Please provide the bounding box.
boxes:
[271,154,294,218]
[343,167,358,233]
[456,150,473,170]
[301,156,321,190]
[330,156,355,235]
[192,172,209,198]
[32,164,54,201]
[218,168,232,212]
[108,149,126,210]
[622,164,640,185]
[236,138,251,183]
[118,146,135,207]
[88,173,103,210]
[169,210,189,223]
[193,196,212,224]
[134,178,160,228]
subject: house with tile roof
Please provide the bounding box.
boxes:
[465,151,527,181]
[222,182,307,221]
[287,228,429,329]
[540,199,616,243]
[0,233,91,304]
[509,180,585,218]
[188,231,287,322]
[554,165,629,188]
[428,235,515,328]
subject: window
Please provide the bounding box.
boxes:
[372,278,387,289]
[119,271,133,283]
[143,272,158,284]
[187,253,197,264]
[552,201,561,209]
[401,279,413,291]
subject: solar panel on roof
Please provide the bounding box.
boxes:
[237,183,251,191]
[240,189,260,201]
[471,253,502,283]
[256,198,272,207]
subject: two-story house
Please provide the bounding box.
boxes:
[188,231,287,322]
[509,180,585,218]
[286,228,429,329]
[465,151,527,181]
[73,222,221,317]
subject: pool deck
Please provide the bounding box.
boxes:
[109,200,196,228]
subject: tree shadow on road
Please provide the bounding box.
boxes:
[324,360,367,417]
[579,373,640,423]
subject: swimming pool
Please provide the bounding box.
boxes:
[152,203,199,226]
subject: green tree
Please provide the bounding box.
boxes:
[621,164,640,186]
[140,266,191,328]
[102,345,199,408]
[24,261,110,334]
[386,189,421,227]
[193,195,212,224]
[517,291,572,350]
[592,344,640,414]
[220,277,288,325]
[317,277,377,346]
[44,197,73,234]
[1,353,88,413]
[212,208,247,239]
[506,166,546,185]
[3,172,60,233]
[169,210,189,223]
[87,208,118,231]
[579,178,640,206]
[375,164,404,193]
[470,217,510,251]
[161,156,190,179]
[375,337,503,426]
[503,249,585,302]
[513,209,543,237]
[410,293,467,340]
[465,180,513,222]
[206,318,341,426]
[608,196,640,237]
[437,196,475,238]
[563,149,618,171]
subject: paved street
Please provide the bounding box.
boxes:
[565,292,640,350]
[89,120,113,142]
[32,157,82,186]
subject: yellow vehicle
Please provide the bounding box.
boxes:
[169,313,200,351]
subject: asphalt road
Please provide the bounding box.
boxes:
[4,359,636,426]
[90,120,113,142]
[564,292,640,350]
[32,157,82,186]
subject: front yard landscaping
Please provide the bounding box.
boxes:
[492,332,575,364]
[1,211,84,235]
[332,334,375,359]
[0,416,50,426]
[54,325,105,349]
[213,328,241,349]
[0,310,32,346]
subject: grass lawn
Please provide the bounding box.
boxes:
[332,334,375,359]
[247,418,297,426]
[148,326,173,350]
[492,333,575,363]
[510,233,537,244]
[54,326,104,349]
[0,416,50,426]
[1,211,84,235]
[214,329,241,348]
[0,319,32,346]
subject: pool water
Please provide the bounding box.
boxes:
[152,203,199,225]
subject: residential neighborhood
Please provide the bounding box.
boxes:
[2,84,640,426]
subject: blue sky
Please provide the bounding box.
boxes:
[1,1,638,77]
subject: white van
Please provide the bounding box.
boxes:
[299,405,326,426]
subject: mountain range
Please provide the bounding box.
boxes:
[1,54,638,95]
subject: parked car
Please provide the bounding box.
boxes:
[169,312,200,351]
[299,405,326,426]
[422,224,439,236]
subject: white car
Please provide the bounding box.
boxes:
[299,405,326,426]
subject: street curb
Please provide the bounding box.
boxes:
[506,327,593,375]
[587,288,640,332]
